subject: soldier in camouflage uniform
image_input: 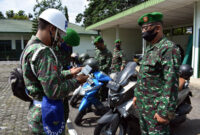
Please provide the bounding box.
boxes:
[111,39,126,73]
[93,36,112,74]
[93,36,112,101]
[53,28,81,124]
[133,12,181,135]
[22,9,88,134]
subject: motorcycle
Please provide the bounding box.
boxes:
[94,62,192,135]
[74,69,111,125]
[70,85,89,107]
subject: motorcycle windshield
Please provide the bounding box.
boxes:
[94,71,111,82]
[115,62,137,86]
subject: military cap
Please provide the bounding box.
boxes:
[63,28,80,46]
[94,36,104,44]
[115,39,121,43]
[137,12,163,26]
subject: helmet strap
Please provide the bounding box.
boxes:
[49,28,58,47]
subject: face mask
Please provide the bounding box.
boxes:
[142,27,158,42]
[116,44,120,49]
[61,42,72,53]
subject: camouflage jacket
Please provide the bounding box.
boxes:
[22,36,79,101]
[111,48,126,72]
[135,37,181,120]
[94,47,112,74]
[22,36,79,134]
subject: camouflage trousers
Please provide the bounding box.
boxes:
[111,64,121,73]
[28,98,69,135]
[137,107,170,135]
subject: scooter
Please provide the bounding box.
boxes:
[94,62,192,135]
[74,69,111,125]
[70,85,89,107]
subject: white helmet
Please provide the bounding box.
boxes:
[39,8,68,33]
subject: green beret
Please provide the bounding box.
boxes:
[138,12,163,26]
[115,39,121,43]
[63,28,80,46]
[94,36,104,44]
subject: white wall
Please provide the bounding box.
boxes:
[0,33,31,50]
[101,28,142,61]
[73,35,96,57]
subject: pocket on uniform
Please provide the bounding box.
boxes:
[142,60,158,73]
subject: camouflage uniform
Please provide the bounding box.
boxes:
[53,45,71,69]
[111,48,126,73]
[94,47,112,101]
[135,37,181,135]
[53,45,72,123]
[22,36,79,134]
[94,47,112,74]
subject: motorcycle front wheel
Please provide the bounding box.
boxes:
[70,95,82,107]
[94,123,126,135]
[75,109,86,125]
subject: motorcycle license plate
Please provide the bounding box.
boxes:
[107,80,120,92]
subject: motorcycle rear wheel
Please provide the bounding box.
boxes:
[94,123,126,135]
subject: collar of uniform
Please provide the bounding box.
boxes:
[32,35,44,45]
[100,46,108,53]
[146,37,167,52]
[31,35,38,41]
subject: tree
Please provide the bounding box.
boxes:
[32,0,68,34]
[76,0,146,27]
[28,13,33,19]
[6,10,14,18]
[64,6,69,22]
[13,10,29,20]
[76,13,83,24]
[0,11,5,19]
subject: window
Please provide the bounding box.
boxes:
[163,29,171,37]
[164,26,193,36]
[0,40,11,52]
[173,27,183,35]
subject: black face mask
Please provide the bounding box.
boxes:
[142,27,158,42]
[116,44,120,50]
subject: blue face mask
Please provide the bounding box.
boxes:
[61,42,72,53]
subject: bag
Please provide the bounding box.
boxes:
[42,96,65,135]
[9,67,32,102]
[9,39,40,102]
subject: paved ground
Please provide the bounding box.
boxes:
[0,62,30,135]
[0,62,199,135]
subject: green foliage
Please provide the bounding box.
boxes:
[6,10,14,18]
[0,11,5,19]
[64,6,69,22]
[4,10,30,20]
[13,10,29,20]
[76,0,146,27]
[76,13,83,24]
[32,0,69,35]
[28,13,33,19]
[33,0,63,17]
[32,18,38,35]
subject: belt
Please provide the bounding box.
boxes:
[33,100,42,108]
